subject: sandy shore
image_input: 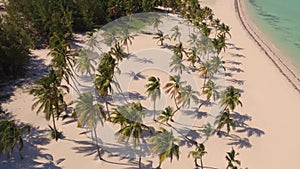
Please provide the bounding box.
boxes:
[1,0,300,169]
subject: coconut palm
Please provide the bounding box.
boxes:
[87,33,102,53]
[145,76,161,120]
[188,143,207,169]
[215,108,235,133]
[187,46,199,67]
[149,128,180,169]
[226,148,241,169]
[199,123,215,140]
[30,69,68,141]
[110,42,127,64]
[220,86,243,111]
[199,61,214,92]
[164,75,186,109]
[95,52,117,115]
[212,34,227,54]
[210,55,226,74]
[170,54,186,75]
[152,15,163,31]
[120,28,135,54]
[187,33,199,47]
[170,25,181,42]
[199,80,220,109]
[103,30,119,47]
[110,102,151,169]
[153,30,170,46]
[157,106,174,124]
[178,84,199,109]
[75,49,96,76]
[218,23,231,38]
[75,92,105,160]
[173,42,186,59]
[0,120,30,159]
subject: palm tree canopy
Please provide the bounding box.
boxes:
[170,54,186,75]
[149,128,180,164]
[75,92,105,128]
[164,75,187,99]
[188,143,207,159]
[178,85,199,108]
[220,86,242,111]
[202,80,220,101]
[157,106,174,124]
[145,76,161,102]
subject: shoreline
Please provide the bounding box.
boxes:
[235,0,300,94]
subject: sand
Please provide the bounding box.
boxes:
[1,0,300,169]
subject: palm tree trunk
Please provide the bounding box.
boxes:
[139,144,142,169]
[153,100,156,121]
[194,158,199,167]
[202,75,207,92]
[93,125,103,161]
[198,98,209,110]
[200,157,204,169]
[51,109,58,141]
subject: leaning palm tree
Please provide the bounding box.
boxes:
[170,54,186,75]
[153,30,170,46]
[187,46,199,67]
[187,33,199,47]
[210,55,226,74]
[212,34,227,54]
[157,106,174,124]
[145,76,161,120]
[120,28,135,54]
[215,108,235,134]
[0,120,31,159]
[226,148,241,169]
[149,128,180,169]
[217,23,231,38]
[170,25,181,42]
[178,84,199,109]
[87,33,103,53]
[198,80,220,109]
[199,61,214,92]
[75,49,96,77]
[110,102,151,169]
[75,92,105,160]
[164,75,187,109]
[219,86,243,112]
[30,69,68,141]
[188,143,207,169]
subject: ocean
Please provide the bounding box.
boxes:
[245,0,300,67]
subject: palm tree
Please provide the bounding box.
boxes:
[110,42,127,64]
[145,76,161,120]
[87,33,102,53]
[120,28,135,54]
[226,148,241,169]
[0,120,30,159]
[217,23,231,38]
[110,102,151,169]
[178,84,199,109]
[170,54,186,75]
[210,55,226,74]
[75,49,96,76]
[199,80,220,109]
[75,92,105,160]
[172,42,186,59]
[30,69,68,141]
[95,52,117,115]
[220,86,243,112]
[215,108,235,133]
[157,106,174,124]
[170,25,181,42]
[153,30,170,46]
[188,143,207,169]
[199,123,215,141]
[187,33,199,47]
[149,128,180,169]
[187,46,199,67]
[164,75,186,109]
[199,61,214,92]
[152,15,163,31]
[212,34,227,54]
[103,30,119,47]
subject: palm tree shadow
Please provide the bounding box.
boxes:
[124,71,146,80]
[232,112,265,137]
[132,57,154,64]
[0,125,60,169]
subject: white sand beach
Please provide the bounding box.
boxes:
[1,0,300,169]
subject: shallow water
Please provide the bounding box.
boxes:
[245,0,300,68]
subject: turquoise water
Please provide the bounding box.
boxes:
[245,0,300,67]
